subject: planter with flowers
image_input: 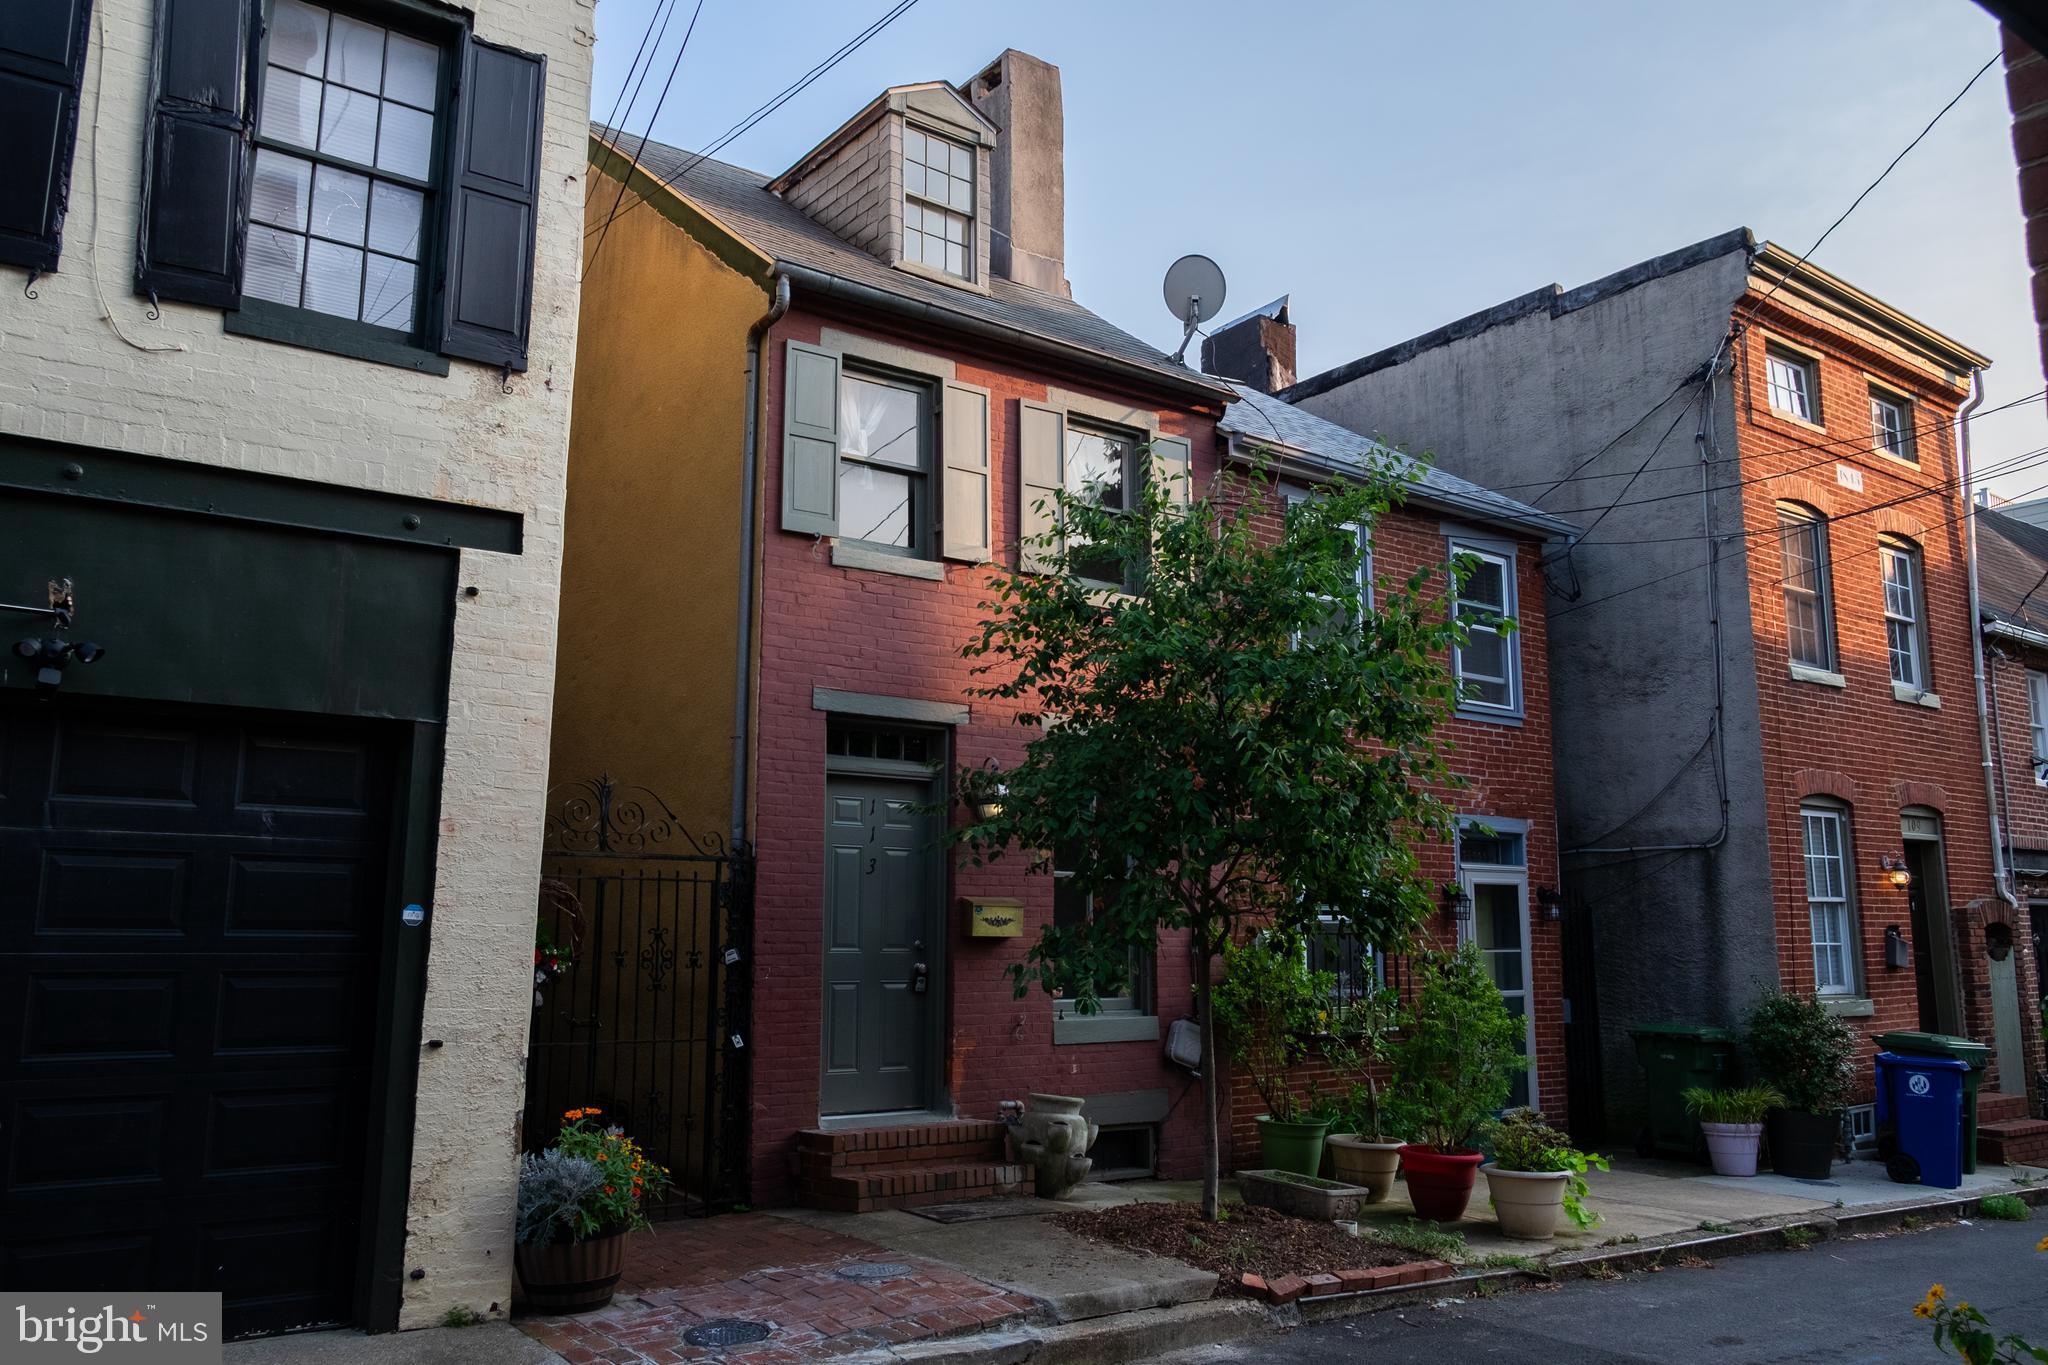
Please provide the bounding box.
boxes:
[1214,930,1337,1177]
[1481,1108,1607,1240]
[1319,961,1409,1202]
[515,1108,672,1312]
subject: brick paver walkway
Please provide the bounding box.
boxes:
[515,1214,1041,1364]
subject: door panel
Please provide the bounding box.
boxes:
[820,776,936,1116]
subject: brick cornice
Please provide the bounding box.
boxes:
[1894,779,1949,812]
[1794,767,1858,803]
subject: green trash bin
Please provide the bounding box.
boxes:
[1630,1023,1739,1160]
[1874,1031,1992,1174]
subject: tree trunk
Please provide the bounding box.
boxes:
[1194,921,1220,1222]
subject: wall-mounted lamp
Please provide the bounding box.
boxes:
[1535,886,1565,921]
[1441,882,1473,925]
[1880,854,1912,889]
[959,757,1007,823]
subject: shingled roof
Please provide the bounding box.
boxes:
[1978,505,2048,637]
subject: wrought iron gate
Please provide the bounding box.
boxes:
[1560,897,1606,1147]
[524,778,753,1216]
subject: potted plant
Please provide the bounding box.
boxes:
[1321,964,1409,1202]
[1682,1084,1784,1177]
[515,1108,672,1312]
[1746,991,1858,1179]
[1481,1108,1608,1240]
[1214,930,1336,1176]
[1386,943,1525,1221]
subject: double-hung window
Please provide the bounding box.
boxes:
[1778,504,1835,672]
[2029,670,2048,785]
[1450,542,1517,713]
[903,127,973,280]
[1801,805,1856,995]
[836,369,931,555]
[1871,388,1915,463]
[1051,837,1147,1016]
[1767,348,1820,424]
[1880,538,1929,691]
[245,0,442,337]
[1065,421,1140,588]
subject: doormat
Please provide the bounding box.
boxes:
[908,1197,1054,1224]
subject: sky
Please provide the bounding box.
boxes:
[586,0,2044,498]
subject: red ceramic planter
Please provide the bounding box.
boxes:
[1399,1144,1485,1222]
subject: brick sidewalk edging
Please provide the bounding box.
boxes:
[1236,1258,1455,1305]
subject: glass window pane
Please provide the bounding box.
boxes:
[904,160,925,198]
[302,239,363,318]
[1066,429,1125,509]
[268,0,329,77]
[318,86,377,164]
[376,100,434,179]
[360,254,416,328]
[945,241,964,276]
[327,13,385,92]
[250,149,312,230]
[838,376,922,468]
[943,210,964,244]
[309,164,368,243]
[383,31,438,109]
[951,141,973,178]
[949,174,973,213]
[243,226,306,305]
[1462,557,1505,610]
[905,127,925,166]
[1460,628,1508,680]
[367,182,423,259]
[838,463,913,548]
[259,66,321,148]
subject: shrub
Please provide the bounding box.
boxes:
[1746,991,1858,1115]
[1487,1108,1609,1230]
[1682,1084,1785,1125]
[1386,943,1524,1151]
[1213,930,1334,1123]
[1317,959,1408,1142]
[1977,1195,2029,1222]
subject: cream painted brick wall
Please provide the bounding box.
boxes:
[0,0,593,1330]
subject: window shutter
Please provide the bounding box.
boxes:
[940,380,991,563]
[781,340,840,536]
[439,38,545,370]
[1017,400,1064,572]
[0,0,92,273]
[1151,433,1192,514]
[134,0,253,308]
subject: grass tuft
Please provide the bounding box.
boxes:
[1978,1194,2030,1221]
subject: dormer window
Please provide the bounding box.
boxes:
[904,127,974,279]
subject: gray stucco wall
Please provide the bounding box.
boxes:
[1294,248,1785,1134]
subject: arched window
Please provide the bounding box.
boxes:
[1880,535,1929,692]
[1778,503,1835,672]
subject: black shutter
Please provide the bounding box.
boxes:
[134,0,254,308]
[0,0,93,272]
[439,37,544,371]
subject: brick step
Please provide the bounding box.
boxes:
[1978,1118,2048,1168]
[1978,1092,2031,1124]
[805,1161,1027,1214]
[796,1121,1009,1173]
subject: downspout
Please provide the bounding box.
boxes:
[732,273,791,848]
[1961,370,2017,908]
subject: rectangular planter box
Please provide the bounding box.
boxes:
[1238,1168,1373,1222]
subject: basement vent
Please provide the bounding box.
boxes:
[1845,1104,1877,1153]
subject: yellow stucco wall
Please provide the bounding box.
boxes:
[548,153,770,846]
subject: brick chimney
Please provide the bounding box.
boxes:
[1201,297,1296,393]
[966,51,1068,297]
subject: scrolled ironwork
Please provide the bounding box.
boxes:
[542,775,731,857]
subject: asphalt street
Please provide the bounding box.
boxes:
[1142,1216,2048,1364]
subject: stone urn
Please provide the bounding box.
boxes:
[1005,1093,1098,1199]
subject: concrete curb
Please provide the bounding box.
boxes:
[834,1300,1269,1365]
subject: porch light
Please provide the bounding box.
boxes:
[1535,886,1565,921]
[1880,854,1911,889]
[1440,882,1473,924]
[961,757,1007,823]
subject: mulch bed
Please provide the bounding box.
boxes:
[1052,1200,1414,1283]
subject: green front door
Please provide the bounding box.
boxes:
[821,776,936,1116]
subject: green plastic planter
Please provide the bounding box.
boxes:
[1256,1115,1332,1177]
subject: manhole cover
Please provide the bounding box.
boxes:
[682,1319,772,1349]
[834,1261,914,1282]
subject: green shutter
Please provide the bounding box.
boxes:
[1018,400,1063,571]
[782,340,840,535]
[940,380,991,562]
[1151,433,1192,514]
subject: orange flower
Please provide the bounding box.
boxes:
[586,1107,602,1116]
[604,1186,615,1195]
[596,1152,607,1162]
[564,1108,584,1121]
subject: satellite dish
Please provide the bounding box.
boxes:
[1162,254,1226,364]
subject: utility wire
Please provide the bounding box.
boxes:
[587,0,710,274]
[593,0,677,150]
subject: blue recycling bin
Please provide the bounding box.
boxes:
[1875,1052,1969,1190]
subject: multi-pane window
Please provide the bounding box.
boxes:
[836,370,929,554]
[1871,389,1915,463]
[1450,543,1516,711]
[1801,806,1855,995]
[1778,504,1835,671]
[1880,539,1927,690]
[1065,422,1137,587]
[1767,349,1819,423]
[245,0,441,332]
[2029,670,2048,785]
[1309,915,1383,1005]
[903,127,973,279]
[1052,838,1144,1014]
[1285,498,1372,644]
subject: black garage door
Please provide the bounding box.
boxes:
[0,697,394,1338]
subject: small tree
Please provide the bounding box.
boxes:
[956,453,1477,1219]
[1385,943,1525,1151]
[1211,929,1333,1123]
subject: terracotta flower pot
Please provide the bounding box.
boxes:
[1700,1121,1764,1177]
[1482,1164,1568,1240]
[1398,1144,1484,1222]
[1326,1135,1403,1203]
[515,1229,628,1314]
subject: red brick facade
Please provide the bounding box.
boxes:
[2003,25,2048,383]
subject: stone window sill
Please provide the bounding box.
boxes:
[1763,406,1828,436]
[1820,995,1875,1019]
[1455,704,1524,727]
[1789,663,1847,689]
[1052,1012,1160,1046]
[831,541,944,580]
[1892,681,1941,709]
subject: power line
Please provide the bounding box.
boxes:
[587,0,710,274]
[1521,373,1704,505]
[593,0,677,149]
[1565,375,1710,547]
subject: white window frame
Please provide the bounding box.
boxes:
[902,125,974,281]
[835,366,933,557]
[1456,817,1535,1110]
[1778,504,1836,672]
[1309,911,1384,1006]
[1284,488,1373,644]
[1801,804,1858,996]
[1870,387,1915,463]
[1448,538,1519,717]
[1767,348,1820,424]
[2029,670,2048,786]
[1880,539,1927,691]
